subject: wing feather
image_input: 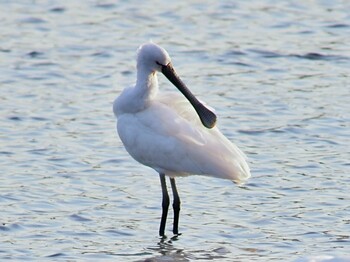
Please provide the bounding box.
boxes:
[117,94,250,183]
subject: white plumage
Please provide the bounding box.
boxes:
[113,43,250,183]
[113,42,250,236]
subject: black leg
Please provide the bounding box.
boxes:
[159,173,169,237]
[170,178,181,235]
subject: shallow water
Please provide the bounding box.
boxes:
[1,1,349,261]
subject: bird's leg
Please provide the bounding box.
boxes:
[170,178,181,235]
[159,173,169,237]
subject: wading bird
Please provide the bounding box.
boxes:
[113,43,250,237]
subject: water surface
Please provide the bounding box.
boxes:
[1,1,349,261]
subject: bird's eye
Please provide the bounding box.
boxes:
[156,61,163,66]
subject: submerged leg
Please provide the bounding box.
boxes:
[170,178,181,235]
[159,173,169,237]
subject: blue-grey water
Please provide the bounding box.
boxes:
[1,1,349,261]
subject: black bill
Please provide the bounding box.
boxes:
[161,63,217,129]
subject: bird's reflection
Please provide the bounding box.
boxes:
[143,236,190,262]
[142,235,231,262]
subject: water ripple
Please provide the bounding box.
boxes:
[1,0,349,261]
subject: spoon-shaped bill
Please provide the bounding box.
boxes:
[161,63,217,129]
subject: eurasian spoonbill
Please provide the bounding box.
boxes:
[113,43,250,237]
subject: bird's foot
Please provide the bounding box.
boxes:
[171,233,182,240]
[159,234,168,241]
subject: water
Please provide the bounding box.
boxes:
[1,1,349,261]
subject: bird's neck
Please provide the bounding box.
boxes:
[135,68,159,101]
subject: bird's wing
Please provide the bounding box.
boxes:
[117,95,250,183]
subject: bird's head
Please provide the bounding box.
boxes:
[137,42,171,73]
